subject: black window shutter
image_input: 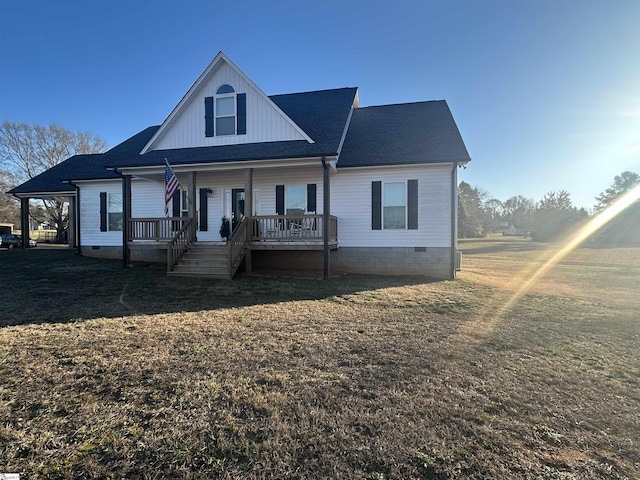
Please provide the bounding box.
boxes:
[172,190,181,217]
[408,179,418,230]
[99,192,107,232]
[307,184,317,212]
[205,96,214,137]
[372,181,382,230]
[199,188,209,231]
[276,185,285,215]
[236,93,247,135]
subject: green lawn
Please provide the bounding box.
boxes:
[0,239,638,478]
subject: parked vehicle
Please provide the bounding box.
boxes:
[0,233,22,249]
[17,235,37,247]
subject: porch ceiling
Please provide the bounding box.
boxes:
[116,156,335,180]
[11,191,76,200]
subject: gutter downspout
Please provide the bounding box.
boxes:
[74,184,81,255]
[451,162,458,279]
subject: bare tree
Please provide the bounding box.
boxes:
[503,195,535,237]
[0,122,107,241]
[483,198,505,233]
[0,170,20,226]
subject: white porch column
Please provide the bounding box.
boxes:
[187,171,197,220]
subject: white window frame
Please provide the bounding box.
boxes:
[215,85,236,136]
[286,185,306,215]
[382,181,407,229]
[107,192,123,232]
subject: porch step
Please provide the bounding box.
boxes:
[167,243,232,279]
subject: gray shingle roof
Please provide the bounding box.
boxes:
[9,90,470,196]
[9,127,159,195]
[338,100,470,168]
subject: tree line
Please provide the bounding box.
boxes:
[459,171,640,243]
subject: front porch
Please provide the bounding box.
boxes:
[127,214,338,247]
[126,214,338,278]
[118,153,336,278]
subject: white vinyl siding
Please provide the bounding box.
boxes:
[80,181,123,246]
[149,62,308,150]
[331,164,453,248]
[131,180,165,218]
[78,164,453,249]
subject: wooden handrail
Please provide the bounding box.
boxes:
[227,217,247,278]
[251,214,337,242]
[167,218,196,272]
[128,217,189,241]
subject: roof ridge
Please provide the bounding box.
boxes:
[269,86,358,98]
[357,99,446,109]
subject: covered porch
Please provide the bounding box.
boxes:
[120,156,337,278]
[125,213,338,278]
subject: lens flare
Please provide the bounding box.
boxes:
[459,183,640,341]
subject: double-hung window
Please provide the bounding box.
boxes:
[383,182,406,229]
[205,85,246,137]
[285,185,306,215]
[107,193,123,231]
[215,84,236,136]
[372,180,418,230]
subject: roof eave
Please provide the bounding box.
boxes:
[113,154,338,176]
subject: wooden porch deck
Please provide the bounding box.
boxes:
[127,214,338,250]
[249,214,337,250]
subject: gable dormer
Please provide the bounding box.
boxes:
[141,52,313,154]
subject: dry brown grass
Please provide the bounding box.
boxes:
[0,238,639,478]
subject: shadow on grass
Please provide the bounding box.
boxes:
[458,238,549,255]
[1,249,438,327]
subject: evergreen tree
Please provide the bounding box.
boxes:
[458,181,487,238]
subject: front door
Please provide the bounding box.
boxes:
[231,188,245,232]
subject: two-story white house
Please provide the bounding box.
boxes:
[10,52,471,279]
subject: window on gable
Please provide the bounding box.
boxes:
[108,193,123,231]
[383,182,406,229]
[215,84,236,136]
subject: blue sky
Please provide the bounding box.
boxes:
[2,0,639,210]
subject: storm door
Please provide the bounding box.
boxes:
[231,188,245,232]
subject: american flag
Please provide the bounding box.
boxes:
[164,160,180,217]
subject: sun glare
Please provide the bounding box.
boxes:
[460,183,640,341]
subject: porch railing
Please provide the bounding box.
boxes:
[128,217,191,241]
[228,217,247,278]
[251,214,338,242]
[167,218,196,272]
